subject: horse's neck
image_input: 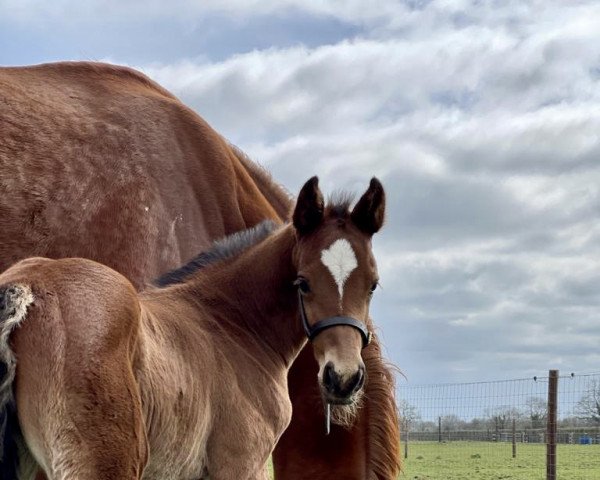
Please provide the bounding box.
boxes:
[196,226,304,368]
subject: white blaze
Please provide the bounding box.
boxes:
[321,238,358,299]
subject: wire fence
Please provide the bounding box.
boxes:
[398,370,600,479]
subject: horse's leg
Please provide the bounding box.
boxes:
[11,289,148,480]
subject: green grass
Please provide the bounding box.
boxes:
[400,441,600,480]
[267,442,599,479]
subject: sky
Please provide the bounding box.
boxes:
[2,0,600,388]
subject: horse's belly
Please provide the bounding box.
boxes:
[137,374,213,480]
[142,410,211,480]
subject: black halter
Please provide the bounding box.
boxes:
[298,290,372,349]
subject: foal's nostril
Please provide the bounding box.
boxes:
[323,362,337,392]
[356,367,365,390]
[347,366,365,394]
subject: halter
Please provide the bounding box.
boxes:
[297,290,372,349]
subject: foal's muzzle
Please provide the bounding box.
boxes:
[322,361,365,402]
[297,291,372,348]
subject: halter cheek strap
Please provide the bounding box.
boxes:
[298,290,372,349]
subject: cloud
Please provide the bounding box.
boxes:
[0,0,401,25]
[132,0,600,384]
[3,0,599,385]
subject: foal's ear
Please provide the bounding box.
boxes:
[351,177,386,235]
[293,176,324,236]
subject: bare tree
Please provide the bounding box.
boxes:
[575,379,600,425]
[486,406,522,431]
[526,396,547,429]
[398,399,421,431]
[441,414,464,432]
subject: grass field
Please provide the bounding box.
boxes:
[400,441,600,480]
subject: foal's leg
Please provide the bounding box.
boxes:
[12,288,148,480]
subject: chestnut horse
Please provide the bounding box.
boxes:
[0,62,400,479]
[0,177,382,479]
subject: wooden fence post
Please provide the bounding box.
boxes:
[512,418,516,458]
[438,416,442,443]
[546,370,558,480]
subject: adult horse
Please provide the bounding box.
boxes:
[0,62,400,479]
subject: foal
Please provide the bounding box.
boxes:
[0,176,385,480]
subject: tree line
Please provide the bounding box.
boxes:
[399,379,600,432]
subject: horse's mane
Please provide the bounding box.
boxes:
[327,192,354,220]
[230,144,293,221]
[154,220,278,287]
[155,193,355,289]
[363,331,402,478]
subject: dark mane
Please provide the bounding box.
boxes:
[326,192,355,221]
[154,220,278,287]
[230,144,293,220]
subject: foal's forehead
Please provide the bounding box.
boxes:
[304,222,374,265]
[319,238,359,296]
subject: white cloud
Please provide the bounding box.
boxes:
[5,0,600,384]
[127,1,600,383]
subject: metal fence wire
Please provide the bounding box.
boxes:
[398,371,600,480]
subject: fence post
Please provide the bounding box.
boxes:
[546,370,558,480]
[512,418,516,458]
[438,416,442,443]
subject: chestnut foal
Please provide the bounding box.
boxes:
[0,176,385,480]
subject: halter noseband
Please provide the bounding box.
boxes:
[298,290,372,349]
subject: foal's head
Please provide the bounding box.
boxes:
[292,176,385,405]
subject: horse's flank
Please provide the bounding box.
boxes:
[0,61,281,286]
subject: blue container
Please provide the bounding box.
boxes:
[578,435,592,445]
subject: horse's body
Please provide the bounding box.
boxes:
[0,62,400,479]
[0,62,285,285]
[0,179,384,479]
[0,226,293,480]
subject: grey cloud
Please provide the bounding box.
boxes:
[6,0,600,385]
[141,1,600,385]
[1,0,403,26]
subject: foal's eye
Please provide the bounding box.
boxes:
[294,277,311,294]
[369,281,379,295]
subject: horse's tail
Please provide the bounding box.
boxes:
[0,284,34,478]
